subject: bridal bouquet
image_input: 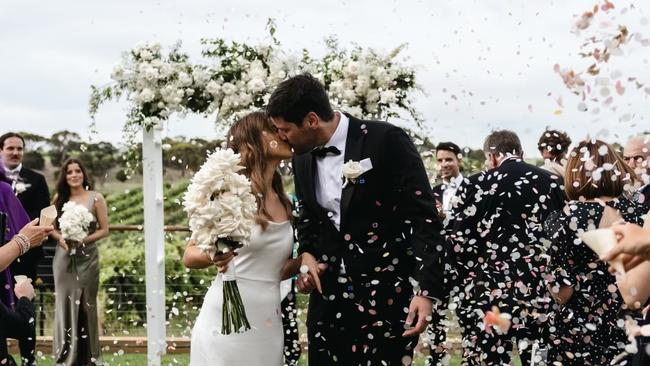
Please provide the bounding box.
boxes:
[183,148,257,334]
[59,201,94,273]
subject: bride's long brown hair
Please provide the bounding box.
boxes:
[227,111,292,229]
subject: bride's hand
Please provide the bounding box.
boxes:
[58,239,69,251]
[214,251,237,273]
[297,253,324,294]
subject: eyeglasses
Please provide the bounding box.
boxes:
[623,155,646,163]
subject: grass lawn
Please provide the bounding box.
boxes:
[16,353,522,365]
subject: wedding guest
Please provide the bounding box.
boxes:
[0,159,30,307]
[604,223,650,268]
[537,128,571,179]
[623,135,650,205]
[447,130,565,365]
[544,139,647,365]
[49,158,109,366]
[606,224,650,366]
[1,133,51,283]
[432,142,463,218]
[0,214,52,366]
[427,142,463,364]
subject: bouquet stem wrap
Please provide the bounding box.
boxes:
[221,261,251,334]
[67,240,80,273]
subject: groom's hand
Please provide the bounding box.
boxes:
[297,261,326,294]
[402,295,433,337]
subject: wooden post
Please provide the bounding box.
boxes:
[142,125,166,366]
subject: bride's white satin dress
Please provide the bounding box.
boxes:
[190,221,293,366]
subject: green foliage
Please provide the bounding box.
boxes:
[49,130,82,167]
[23,150,45,170]
[99,181,213,333]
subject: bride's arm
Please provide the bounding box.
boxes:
[183,240,215,269]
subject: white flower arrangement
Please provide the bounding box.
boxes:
[342,158,373,188]
[59,201,94,273]
[182,147,257,335]
[11,179,30,195]
[89,23,422,173]
[182,148,257,255]
[59,201,94,243]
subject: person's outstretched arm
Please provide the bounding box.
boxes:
[0,219,52,272]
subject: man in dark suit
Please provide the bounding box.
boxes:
[446,130,565,365]
[1,133,50,282]
[267,74,447,365]
[432,142,464,219]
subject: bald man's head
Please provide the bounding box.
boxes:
[624,135,650,184]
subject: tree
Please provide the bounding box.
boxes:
[162,137,205,177]
[18,131,49,151]
[49,130,82,167]
[76,141,118,186]
[23,150,45,170]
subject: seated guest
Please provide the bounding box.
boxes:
[545,139,647,365]
[623,135,650,205]
[537,128,571,179]
[432,142,463,219]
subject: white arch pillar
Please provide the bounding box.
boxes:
[142,125,167,366]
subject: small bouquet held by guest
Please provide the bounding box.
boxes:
[59,201,94,273]
[183,148,257,334]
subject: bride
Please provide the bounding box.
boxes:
[183,111,320,366]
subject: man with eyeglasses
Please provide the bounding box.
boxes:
[623,135,650,205]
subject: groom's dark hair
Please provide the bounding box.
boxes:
[266,73,335,124]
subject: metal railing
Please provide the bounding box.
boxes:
[34,225,206,339]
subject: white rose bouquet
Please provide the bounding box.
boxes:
[59,201,94,273]
[183,148,257,334]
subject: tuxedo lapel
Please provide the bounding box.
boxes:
[339,116,365,231]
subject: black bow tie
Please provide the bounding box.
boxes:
[311,145,341,158]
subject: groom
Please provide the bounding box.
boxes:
[267,74,447,365]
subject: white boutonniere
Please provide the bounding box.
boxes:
[12,180,31,195]
[342,158,373,188]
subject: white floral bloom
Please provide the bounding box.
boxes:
[139,49,154,61]
[221,82,237,95]
[379,90,397,104]
[177,72,193,87]
[206,80,222,97]
[135,88,156,104]
[246,78,266,93]
[329,59,343,71]
[237,92,253,107]
[183,148,257,250]
[192,68,211,87]
[344,61,360,76]
[111,65,125,81]
[59,202,94,242]
[366,89,380,104]
[342,89,357,104]
[342,161,364,179]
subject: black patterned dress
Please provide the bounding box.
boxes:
[544,197,646,365]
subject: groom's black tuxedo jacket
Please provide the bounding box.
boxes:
[292,114,446,332]
[12,167,50,280]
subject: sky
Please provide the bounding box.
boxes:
[2,0,649,156]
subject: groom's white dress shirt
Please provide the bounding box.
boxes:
[441,173,463,214]
[314,112,348,231]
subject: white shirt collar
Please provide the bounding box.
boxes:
[5,163,22,175]
[449,173,464,187]
[323,111,348,152]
